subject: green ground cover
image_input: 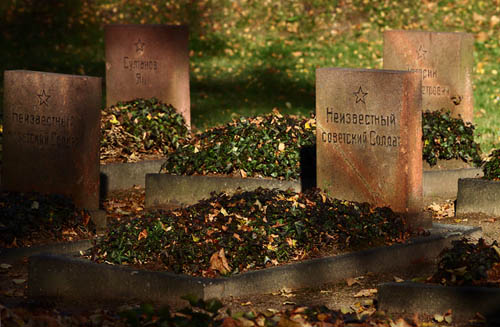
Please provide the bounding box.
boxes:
[0,0,499,152]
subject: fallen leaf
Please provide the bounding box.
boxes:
[278,143,285,151]
[82,211,91,226]
[434,314,444,323]
[1,263,12,269]
[390,318,412,327]
[393,276,404,282]
[346,277,360,286]
[137,229,148,241]
[354,288,377,297]
[222,317,239,327]
[12,279,26,285]
[240,169,247,178]
[210,248,231,274]
[491,15,500,27]
[340,306,354,314]
[240,301,252,306]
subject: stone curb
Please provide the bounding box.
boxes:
[378,281,500,319]
[456,178,500,217]
[0,240,93,264]
[145,174,301,208]
[423,168,482,204]
[100,160,163,195]
[28,224,480,307]
[145,169,482,209]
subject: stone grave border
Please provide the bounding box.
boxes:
[456,178,500,217]
[145,174,301,208]
[378,281,500,319]
[28,224,479,307]
[142,168,482,209]
[0,240,93,264]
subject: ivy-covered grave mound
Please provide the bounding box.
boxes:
[482,149,500,181]
[88,188,410,277]
[160,109,316,180]
[422,110,482,167]
[0,192,93,248]
[101,98,189,163]
[430,238,500,287]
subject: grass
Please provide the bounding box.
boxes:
[0,0,499,152]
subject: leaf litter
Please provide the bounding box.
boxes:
[88,188,411,277]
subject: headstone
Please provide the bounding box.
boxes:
[105,24,190,127]
[2,70,101,210]
[383,30,474,122]
[316,68,424,225]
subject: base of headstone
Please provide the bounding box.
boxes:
[89,210,107,233]
[405,210,433,230]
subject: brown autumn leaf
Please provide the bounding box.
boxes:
[138,229,148,241]
[82,211,91,226]
[346,277,360,286]
[210,248,231,274]
[390,317,412,327]
[487,262,500,283]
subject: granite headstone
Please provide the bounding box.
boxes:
[2,70,101,210]
[316,68,424,225]
[105,24,190,127]
[383,30,474,122]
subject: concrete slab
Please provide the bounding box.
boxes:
[456,178,500,217]
[0,240,92,264]
[28,223,480,307]
[145,174,301,208]
[378,281,500,319]
[100,159,163,195]
[423,168,483,204]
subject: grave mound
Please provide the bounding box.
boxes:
[0,191,93,248]
[88,187,409,277]
[101,98,189,163]
[160,109,316,180]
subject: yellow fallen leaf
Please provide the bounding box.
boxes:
[220,207,228,216]
[491,15,500,27]
[278,143,285,151]
[394,276,404,282]
[354,288,377,297]
[109,115,119,124]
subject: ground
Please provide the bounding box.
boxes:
[0,190,498,326]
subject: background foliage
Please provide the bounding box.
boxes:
[0,0,499,151]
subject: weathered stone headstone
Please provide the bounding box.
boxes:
[105,24,190,127]
[383,30,474,122]
[2,70,101,210]
[316,68,423,224]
